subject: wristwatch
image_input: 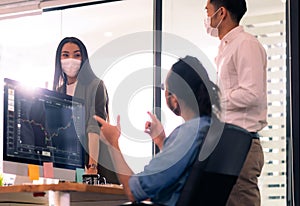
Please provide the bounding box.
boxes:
[87,163,97,170]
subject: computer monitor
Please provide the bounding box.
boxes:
[1,78,86,183]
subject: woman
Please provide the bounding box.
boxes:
[53,37,119,184]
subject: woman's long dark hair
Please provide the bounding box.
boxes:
[53,37,109,121]
[166,55,221,118]
[53,37,97,93]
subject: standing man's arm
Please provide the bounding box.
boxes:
[226,40,267,110]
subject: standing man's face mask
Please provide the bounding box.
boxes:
[61,58,81,78]
[204,8,223,37]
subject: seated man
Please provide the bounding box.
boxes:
[94,55,221,206]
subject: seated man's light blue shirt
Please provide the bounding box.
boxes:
[129,116,211,206]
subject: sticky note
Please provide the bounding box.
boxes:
[28,164,40,180]
[76,168,85,183]
[43,162,54,178]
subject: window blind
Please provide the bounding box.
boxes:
[242,12,287,206]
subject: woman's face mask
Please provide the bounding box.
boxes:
[204,8,223,37]
[61,58,81,78]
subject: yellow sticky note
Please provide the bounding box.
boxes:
[43,162,54,178]
[28,164,40,180]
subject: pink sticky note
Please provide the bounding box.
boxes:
[43,162,54,178]
[28,164,40,180]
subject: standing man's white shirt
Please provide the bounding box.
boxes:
[215,26,267,132]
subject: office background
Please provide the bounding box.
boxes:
[0,0,298,205]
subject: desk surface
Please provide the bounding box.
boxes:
[0,182,127,205]
[0,182,124,194]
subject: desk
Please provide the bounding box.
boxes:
[0,182,127,206]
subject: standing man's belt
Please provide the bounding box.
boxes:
[250,132,260,139]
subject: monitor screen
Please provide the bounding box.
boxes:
[2,78,85,182]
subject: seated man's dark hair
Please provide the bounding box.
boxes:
[166,55,221,117]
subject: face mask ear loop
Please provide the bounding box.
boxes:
[216,7,225,28]
[210,7,223,28]
[211,7,221,19]
[216,16,223,29]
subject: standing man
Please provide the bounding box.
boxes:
[204,0,267,205]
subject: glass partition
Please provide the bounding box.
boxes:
[0,1,292,203]
[162,0,287,205]
[0,0,154,173]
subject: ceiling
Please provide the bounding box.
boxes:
[0,0,109,17]
[0,0,286,16]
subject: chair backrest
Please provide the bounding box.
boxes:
[176,123,253,206]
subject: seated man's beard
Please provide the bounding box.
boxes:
[167,97,181,116]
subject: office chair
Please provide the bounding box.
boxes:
[175,122,253,206]
[120,122,253,206]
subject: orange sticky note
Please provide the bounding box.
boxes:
[28,164,40,180]
[43,162,54,178]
